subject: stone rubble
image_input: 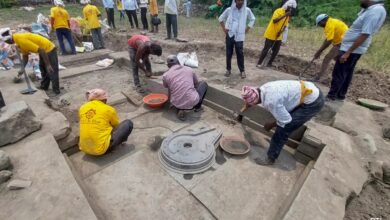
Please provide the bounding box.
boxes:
[0,170,12,184]
[7,179,32,190]
[0,150,11,171]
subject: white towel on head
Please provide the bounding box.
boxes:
[225,0,247,40]
[54,0,65,6]
[282,0,297,9]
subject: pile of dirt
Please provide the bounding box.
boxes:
[272,55,390,104]
[344,179,390,219]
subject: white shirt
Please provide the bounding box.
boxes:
[218,7,256,42]
[122,0,138,10]
[259,80,319,128]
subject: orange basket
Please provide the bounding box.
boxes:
[143,93,168,108]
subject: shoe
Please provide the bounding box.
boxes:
[240,72,246,79]
[266,63,276,68]
[224,70,231,77]
[39,85,48,91]
[194,107,203,112]
[164,37,171,40]
[135,86,145,93]
[177,110,186,121]
[53,90,61,95]
[254,156,275,166]
[325,96,336,102]
[256,64,264,69]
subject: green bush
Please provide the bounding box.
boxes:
[0,0,15,8]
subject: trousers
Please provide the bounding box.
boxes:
[226,35,244,72]
[267,90,325,160]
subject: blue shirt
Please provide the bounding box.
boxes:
[122,0,138,10]
[102,0,114,8]
[341,4,386,54]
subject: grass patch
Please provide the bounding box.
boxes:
[1,4,389,74]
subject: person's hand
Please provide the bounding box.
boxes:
[224,28,229,34]
[264,121,276,132]
[340,52,350,63]
[313,51,321,60]
[46,65,54,75]
[245,27,250,33]
[285,11,292,17]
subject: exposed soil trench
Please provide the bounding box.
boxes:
[104,32,390,104]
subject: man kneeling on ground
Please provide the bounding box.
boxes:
[162,55,208,121]
[79,89,133,156]
[240,80,324,165]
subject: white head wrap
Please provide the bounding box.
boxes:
[0,28,11,42]
[282,0,297,9]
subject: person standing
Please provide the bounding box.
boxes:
[163,55,208,121]
[149,0,159,33]
[79,89,134,156]
[127,35,162,93]
[139,0,149,31]
[116,0,125,22]
[50,0,76,55]
[240,80,324,165]
[256,6,292,67]
[103,0,116,29]
[122,0,139,29]
[164,0,180,40]
[312,14,348,81]
[327,0,386,101]
[82,0,105,49]
[218,0,255,79]
[1,29,61,94]
[183,0,192,18]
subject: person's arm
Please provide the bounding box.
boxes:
[96,6,101,17]
[218,8,229,34]
[38,48,54,74]
[314,40,332,59]
[193,71,199,87]
[273,10,290,23]
[266,102,292,130]
[110,109,120,128]
[50,17,55,29]
[246,8,255,33]
[16,49,28,76]
[135,43,148,74]
[340,34,369,63]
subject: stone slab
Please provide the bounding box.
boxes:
[59,49,112,66]
[41,111,71,140]
[7,179,32,190]
[60,64,113,79]
[0,134,97,220]
[58,131,79,152]
[357,98,388,111]
[107,92,127,106]
[0,101,41,146]
[294,151,313,165]
[84,149,215,220]
[191,146,305,220]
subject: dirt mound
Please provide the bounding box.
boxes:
[344,179,390,220]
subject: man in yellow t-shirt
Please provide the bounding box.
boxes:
[79,89,133,156]
[312,14,349,81]
[50,0,76,55]
[1,29,61,94]
[82,0,105,49]
[257,6,292,67]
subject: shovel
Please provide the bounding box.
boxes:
[298,58,315,80]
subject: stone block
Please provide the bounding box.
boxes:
[297,143,322,159]
[42,111,71,141]
[0,170,12,184]
[107,92,127,106]
[294,151,312,165]
[302,130,326,149]
[383,127,390,139]
[383,162,390,184]
[0,101,41,146]
[58,132,79,152]
[7,179,32,190]
[0,150,11,171]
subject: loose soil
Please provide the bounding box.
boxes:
[344,179,390,220]
[103,32,390,104]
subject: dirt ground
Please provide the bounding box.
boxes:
[103,31,390,104]
[344,179,390,220]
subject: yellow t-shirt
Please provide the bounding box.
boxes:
[83,4,101,29]
[79,100,120,156]
[116,0,123,10]
[13,33,55,55]
[50,6,70,30]
[324,17,349,46]
[264,8,290,41]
